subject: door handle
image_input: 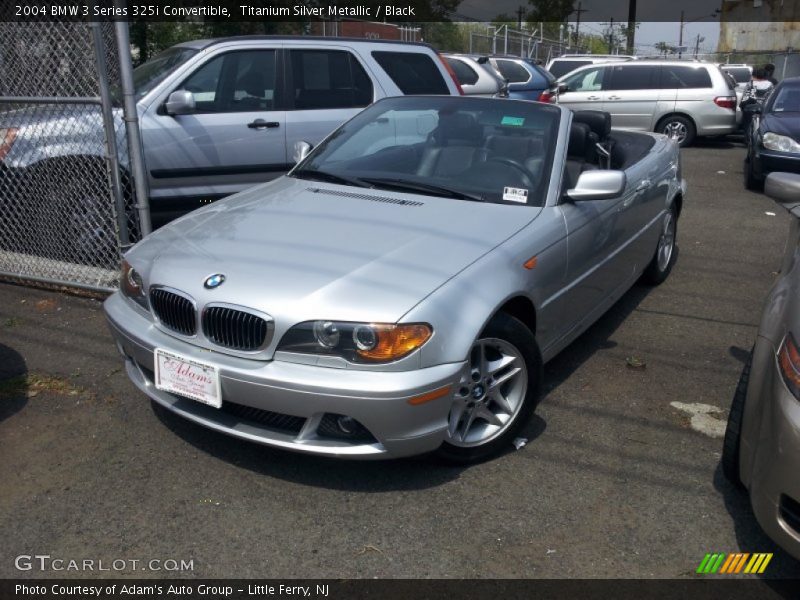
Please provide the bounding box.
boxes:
[635,179,651,192]
[587,95,601,101]
[607,95,622,100]
[248,119,279,129]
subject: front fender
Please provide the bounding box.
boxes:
[401,208,568,368]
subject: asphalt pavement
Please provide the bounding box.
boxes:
[2,137,800,584]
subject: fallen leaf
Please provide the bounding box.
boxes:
[626,356,647,370]
[512,437,528,450]
[356,545,384,556]
[35,299,58,313]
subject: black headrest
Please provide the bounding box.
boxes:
[572,110,611,140]
[568,122,591,159]
[433,113,482,145]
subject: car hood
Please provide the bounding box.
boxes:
[134,176,542,325]
[761,112,800,141]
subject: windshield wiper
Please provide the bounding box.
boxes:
[292,168,371,188]
[360,177,486,202]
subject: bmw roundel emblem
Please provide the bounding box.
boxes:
[204,274,226,289]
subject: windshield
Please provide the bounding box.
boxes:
[292,96,561,207]
[767,86,800,113]
[549,60,591,78]
[132,47,198,100]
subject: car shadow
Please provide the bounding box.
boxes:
[0,342,28,423]
[693,137,741,150]
[713,462,800,589]
[152,400,549,492]
[542,279,655,393]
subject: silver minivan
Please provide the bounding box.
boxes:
[551,60,737,146]
[1,36,461,227]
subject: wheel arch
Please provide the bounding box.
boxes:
[486,295,538,339]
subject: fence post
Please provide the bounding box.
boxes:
[114,19,152,237]
[90,21,129,249]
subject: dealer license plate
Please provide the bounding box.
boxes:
[154,348,222,409]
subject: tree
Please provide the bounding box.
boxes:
[654,41,677,57]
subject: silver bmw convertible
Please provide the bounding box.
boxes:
[104,96,685,462]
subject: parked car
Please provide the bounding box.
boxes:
[0,36,461,228]
[743,77,800,190]
[486,55,557,101]
[545,54,634,78]
[720,63,753,93]
[722,171,800,561]
[442,54,507,97]
[104,97,684,462]
[551,60,737,146]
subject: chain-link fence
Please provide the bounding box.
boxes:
[0,21,141,292]
[466,29,586,64]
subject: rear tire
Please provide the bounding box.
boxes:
[722,350,752,488]
[437,313,542,463]
[642,205,677,285]
[656,115,696,147]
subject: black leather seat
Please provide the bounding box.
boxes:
[416,113,483,178]
[566,122,600,186]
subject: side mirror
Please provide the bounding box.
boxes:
[164,90,195,116]
[765,172,800,217]
[566,170,627,202]
[557,82,569,94]
[292,141,313,164]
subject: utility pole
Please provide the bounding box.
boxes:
[694,34,704,58]
[626,0,636,55]
[608,17,615,54]
[678,9,684,59]
[517,5,524,30]
[574,2,588,49]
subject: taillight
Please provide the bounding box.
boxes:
[0,128,18,161]
[778,333,800,399]
[438,54,464,96]
[539,90,555,103]
[714,96,737,110]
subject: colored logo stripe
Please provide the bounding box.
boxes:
[697,553,773,574]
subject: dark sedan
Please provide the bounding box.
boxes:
[744,78,800,190]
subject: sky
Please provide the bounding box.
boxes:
[457,0,724,53]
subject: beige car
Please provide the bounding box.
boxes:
[552,60,737,146]
[723,172,800,561]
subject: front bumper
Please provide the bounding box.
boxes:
[754,148,800,179]
[746,341,800,561]
[104,293,465,459]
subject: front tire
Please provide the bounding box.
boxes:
[722,350,752,488]
[657,115,696,147]
[437,312,543,463]
[642,205,677,285]
[744,150,763,191]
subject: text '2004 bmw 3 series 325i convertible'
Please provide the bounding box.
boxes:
[104,96,685,462]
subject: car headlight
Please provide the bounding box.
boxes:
[120,259,147,310]
[762,132,800,153]
[278,321,432,363]
[0,128,18,161]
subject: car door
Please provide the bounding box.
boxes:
[557,172,641,337]
[602,64,661,130]
[556,65,607,111]
[141,47,288,211]
[283,47,379,159]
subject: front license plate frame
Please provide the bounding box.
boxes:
[154,348,222,409]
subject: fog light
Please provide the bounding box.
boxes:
[337,415,357,434]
